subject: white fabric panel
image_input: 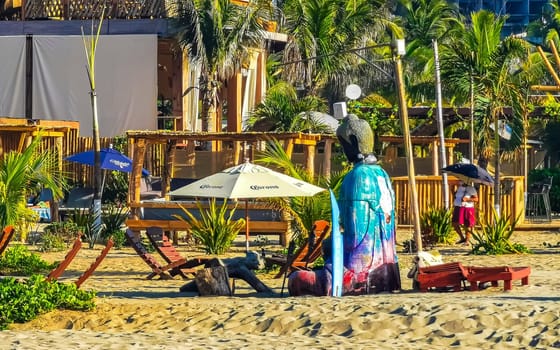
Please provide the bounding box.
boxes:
[0,37,26,117]
[241,51,259,130]
[33,35,157,137]
[182,56,201,131]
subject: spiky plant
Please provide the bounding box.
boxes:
[419,206,454,246]
[0,136,66,235]
[176,199,245,254]
[471,209,530,255]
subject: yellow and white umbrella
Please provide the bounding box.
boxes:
[169,160,325,250]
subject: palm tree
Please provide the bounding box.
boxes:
[0,137,66,233]
[395,0,463,103]
[278,0,398,97]
[246,81,331,132]
[168,0,270,134]
[527,0,560,47]
[441,10,530,212]
[255,139,347,244]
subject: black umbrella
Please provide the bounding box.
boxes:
[442,163,494,186]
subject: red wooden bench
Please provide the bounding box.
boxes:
[416,261,469,292]
[465,266,531,291]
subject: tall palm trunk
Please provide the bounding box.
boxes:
[493,114,501,216]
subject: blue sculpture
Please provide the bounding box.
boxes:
[289,114,401,295]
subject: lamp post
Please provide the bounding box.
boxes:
[393,39,422,252]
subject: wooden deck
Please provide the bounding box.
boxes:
[517,218,560,231]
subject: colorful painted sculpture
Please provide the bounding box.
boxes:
[337,114,401,293]
[288,114,401,296]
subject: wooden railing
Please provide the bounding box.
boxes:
[3,0,168,20]
[393,175,525,226]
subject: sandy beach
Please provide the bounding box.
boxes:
[1,229,560,349]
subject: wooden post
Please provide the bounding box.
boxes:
[394,47,422,252]
[162,140,177,199]
[322,139,333,178]
[432,140,439,175]
[129,138,147,217]
[304,144,316,176]
[227,73,243,132]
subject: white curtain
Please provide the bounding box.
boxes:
[241,50,259,130]
[0,36,26,116]
[182,56,201,131]
[33,35,157,137]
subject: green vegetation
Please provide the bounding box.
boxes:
[471,210,530,255]
[175,199,245,254]
[0,136,66,239]
[420,206,454,246]
[0,275,95,330]
[42,221,81,252]
[0,245,56,276]
[255,139,347,245]
[101,205,129,249]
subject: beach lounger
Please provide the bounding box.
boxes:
[0,226,15,256]
[58,187,94,220]
[46,233,83,282]
[125,228,204,280]
[145,226,209,278]
[74,237,114,288]
[416,261,469,292]
[464,265,531,291]
[265,220,330,278]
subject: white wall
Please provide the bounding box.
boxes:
[0,35,157,137]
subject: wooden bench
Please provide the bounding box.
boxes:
[465,266,531,291]
[128,200,291,247]
[416,262,469,292]
[125,219,290,247]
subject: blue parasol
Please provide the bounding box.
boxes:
[65,147,149,177]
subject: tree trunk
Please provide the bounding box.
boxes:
[195,265,232,296]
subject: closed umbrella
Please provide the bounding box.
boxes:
[168,160,325,251]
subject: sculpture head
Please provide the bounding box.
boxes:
[336,114,375,164]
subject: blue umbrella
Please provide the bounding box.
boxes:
[66,147,150,177]
[442,163,494,186]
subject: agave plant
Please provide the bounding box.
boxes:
[419,206,454,246]
[471,209,530,255]
[175,199,245,254]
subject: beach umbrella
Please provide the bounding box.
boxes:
[66,147,150,176]
[442,163,494,186]
[168,159,325,251]
[65,146,150,193]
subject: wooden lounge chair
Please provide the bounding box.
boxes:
[464,265,531,291]
[46,233,83,282]
[266,220,331,278]
[0,226,15,256]
[145,226,209,278]
[74,237,114,288]
[416,261,469,292]
[125,228,204,280]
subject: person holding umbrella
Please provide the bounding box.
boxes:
[452,181,479,245]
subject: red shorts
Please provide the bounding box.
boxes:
[452,206,475,227]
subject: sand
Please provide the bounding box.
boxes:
[1,229,560,349]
